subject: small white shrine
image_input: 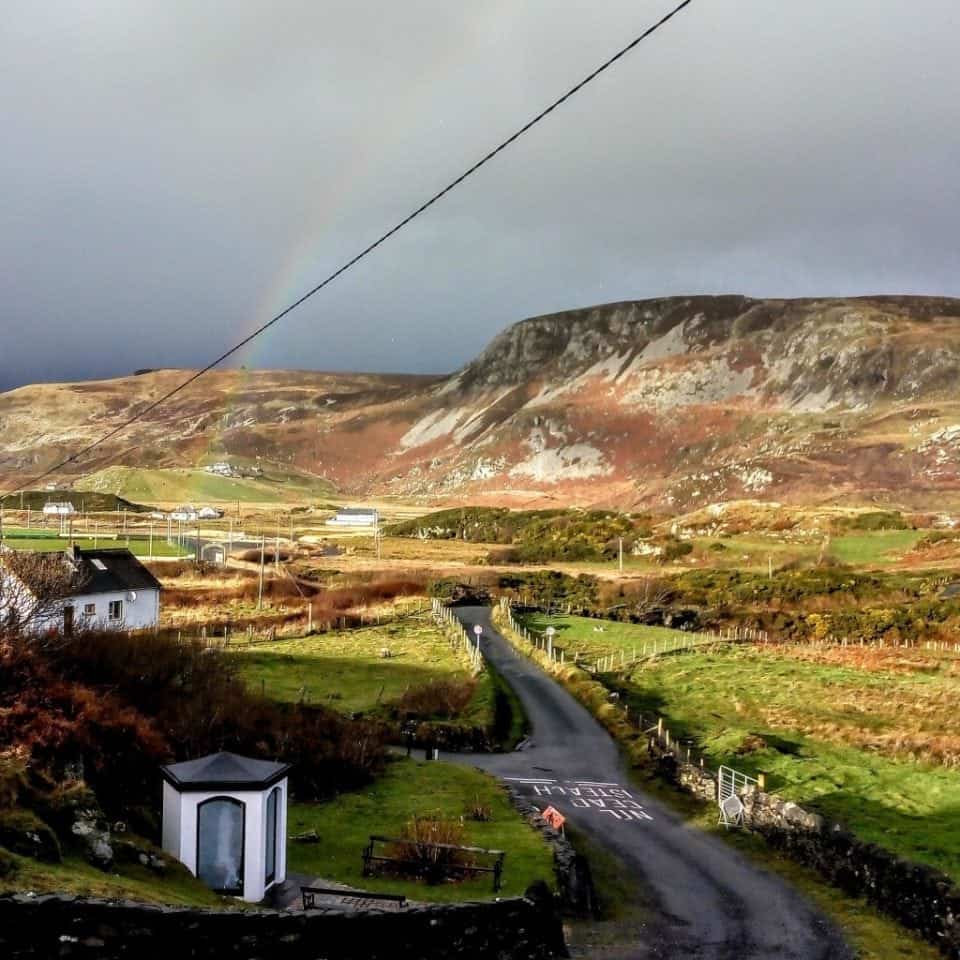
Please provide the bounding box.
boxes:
[161,751,291,902]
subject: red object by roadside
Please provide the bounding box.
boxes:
[542,806,566,831]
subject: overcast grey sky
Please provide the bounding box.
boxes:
[1,0,958,392]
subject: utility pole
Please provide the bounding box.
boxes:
[196,520,201,566]
[768,555,773,580]
[149,524,154,560]
[619,537,624,574]
[258,535,266,610]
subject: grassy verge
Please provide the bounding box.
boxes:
[0,850,231,908]
[287,758,555,902]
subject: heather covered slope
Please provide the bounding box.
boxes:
[3,295,960,510]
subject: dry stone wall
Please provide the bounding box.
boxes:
[650,741,960,958]
[0,889,568,960]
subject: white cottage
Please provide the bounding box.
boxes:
[0,546,161,635]
[161,752,290,902]
[327,507,379,528]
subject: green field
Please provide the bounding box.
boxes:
[516,612,701,665]
[288,758,555,902]
[829,530,925,565]
[0,528,187,557]
[235,619,493,724]
[76,465,334,505]
[615,644,960,880]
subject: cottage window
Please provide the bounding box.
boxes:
[83,603,96,617]
[108,600,123,620]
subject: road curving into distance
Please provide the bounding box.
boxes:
[452,605,853,960]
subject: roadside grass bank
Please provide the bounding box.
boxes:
[287,758,555,903]
[0,850,231,908]
[491,607,949,960]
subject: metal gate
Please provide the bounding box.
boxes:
[717,765,757,828]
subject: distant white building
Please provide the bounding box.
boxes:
[0,546,161,635]
[42,502,76,517]
[198,506,224,520]
[327,507,379,528]
[205,462,238,478]
[170,505,199,522]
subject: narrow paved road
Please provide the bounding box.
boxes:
[453,606,852,960]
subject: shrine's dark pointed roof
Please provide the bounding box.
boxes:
[161,751,291,791]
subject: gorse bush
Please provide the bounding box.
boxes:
[395,679,476,720]
[388,507,652,562]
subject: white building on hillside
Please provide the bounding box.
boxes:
[170,505,199,522]
[0,546,161,635]
[42,502,76,516]
[161,751,290,903]
[327,507,379,528]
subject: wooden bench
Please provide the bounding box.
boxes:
[362,835,506,891]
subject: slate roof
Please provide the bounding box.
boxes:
[943,582,960,599]
[65,547,162,595]
[161,751,292,791]
[336,507,378,516]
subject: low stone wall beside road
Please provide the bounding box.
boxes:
[507,786,597,917]
[0,889,569,960]
[650,740,960,957]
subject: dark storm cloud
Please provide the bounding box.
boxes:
[1,0,958,391]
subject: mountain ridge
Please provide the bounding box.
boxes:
[3,294,960,510]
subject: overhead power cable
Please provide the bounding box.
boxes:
[0,0,694,503]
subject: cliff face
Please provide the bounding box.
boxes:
[4,295,960,510]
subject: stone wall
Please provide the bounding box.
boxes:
[0,889,568,960]
[507,786,597,917]
[649,740,960,958]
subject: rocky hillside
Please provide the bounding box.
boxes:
[4,295,960,511]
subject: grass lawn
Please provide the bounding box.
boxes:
[234,618,493,724]
[1,851,231,907]
[0,528,186,557]
[287,758,555,902]
[77,465,333,505]
[617,644,960,880]
[830,530,925,566]
[516,612,700,665]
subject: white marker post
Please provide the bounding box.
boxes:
[545,626,556,660]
